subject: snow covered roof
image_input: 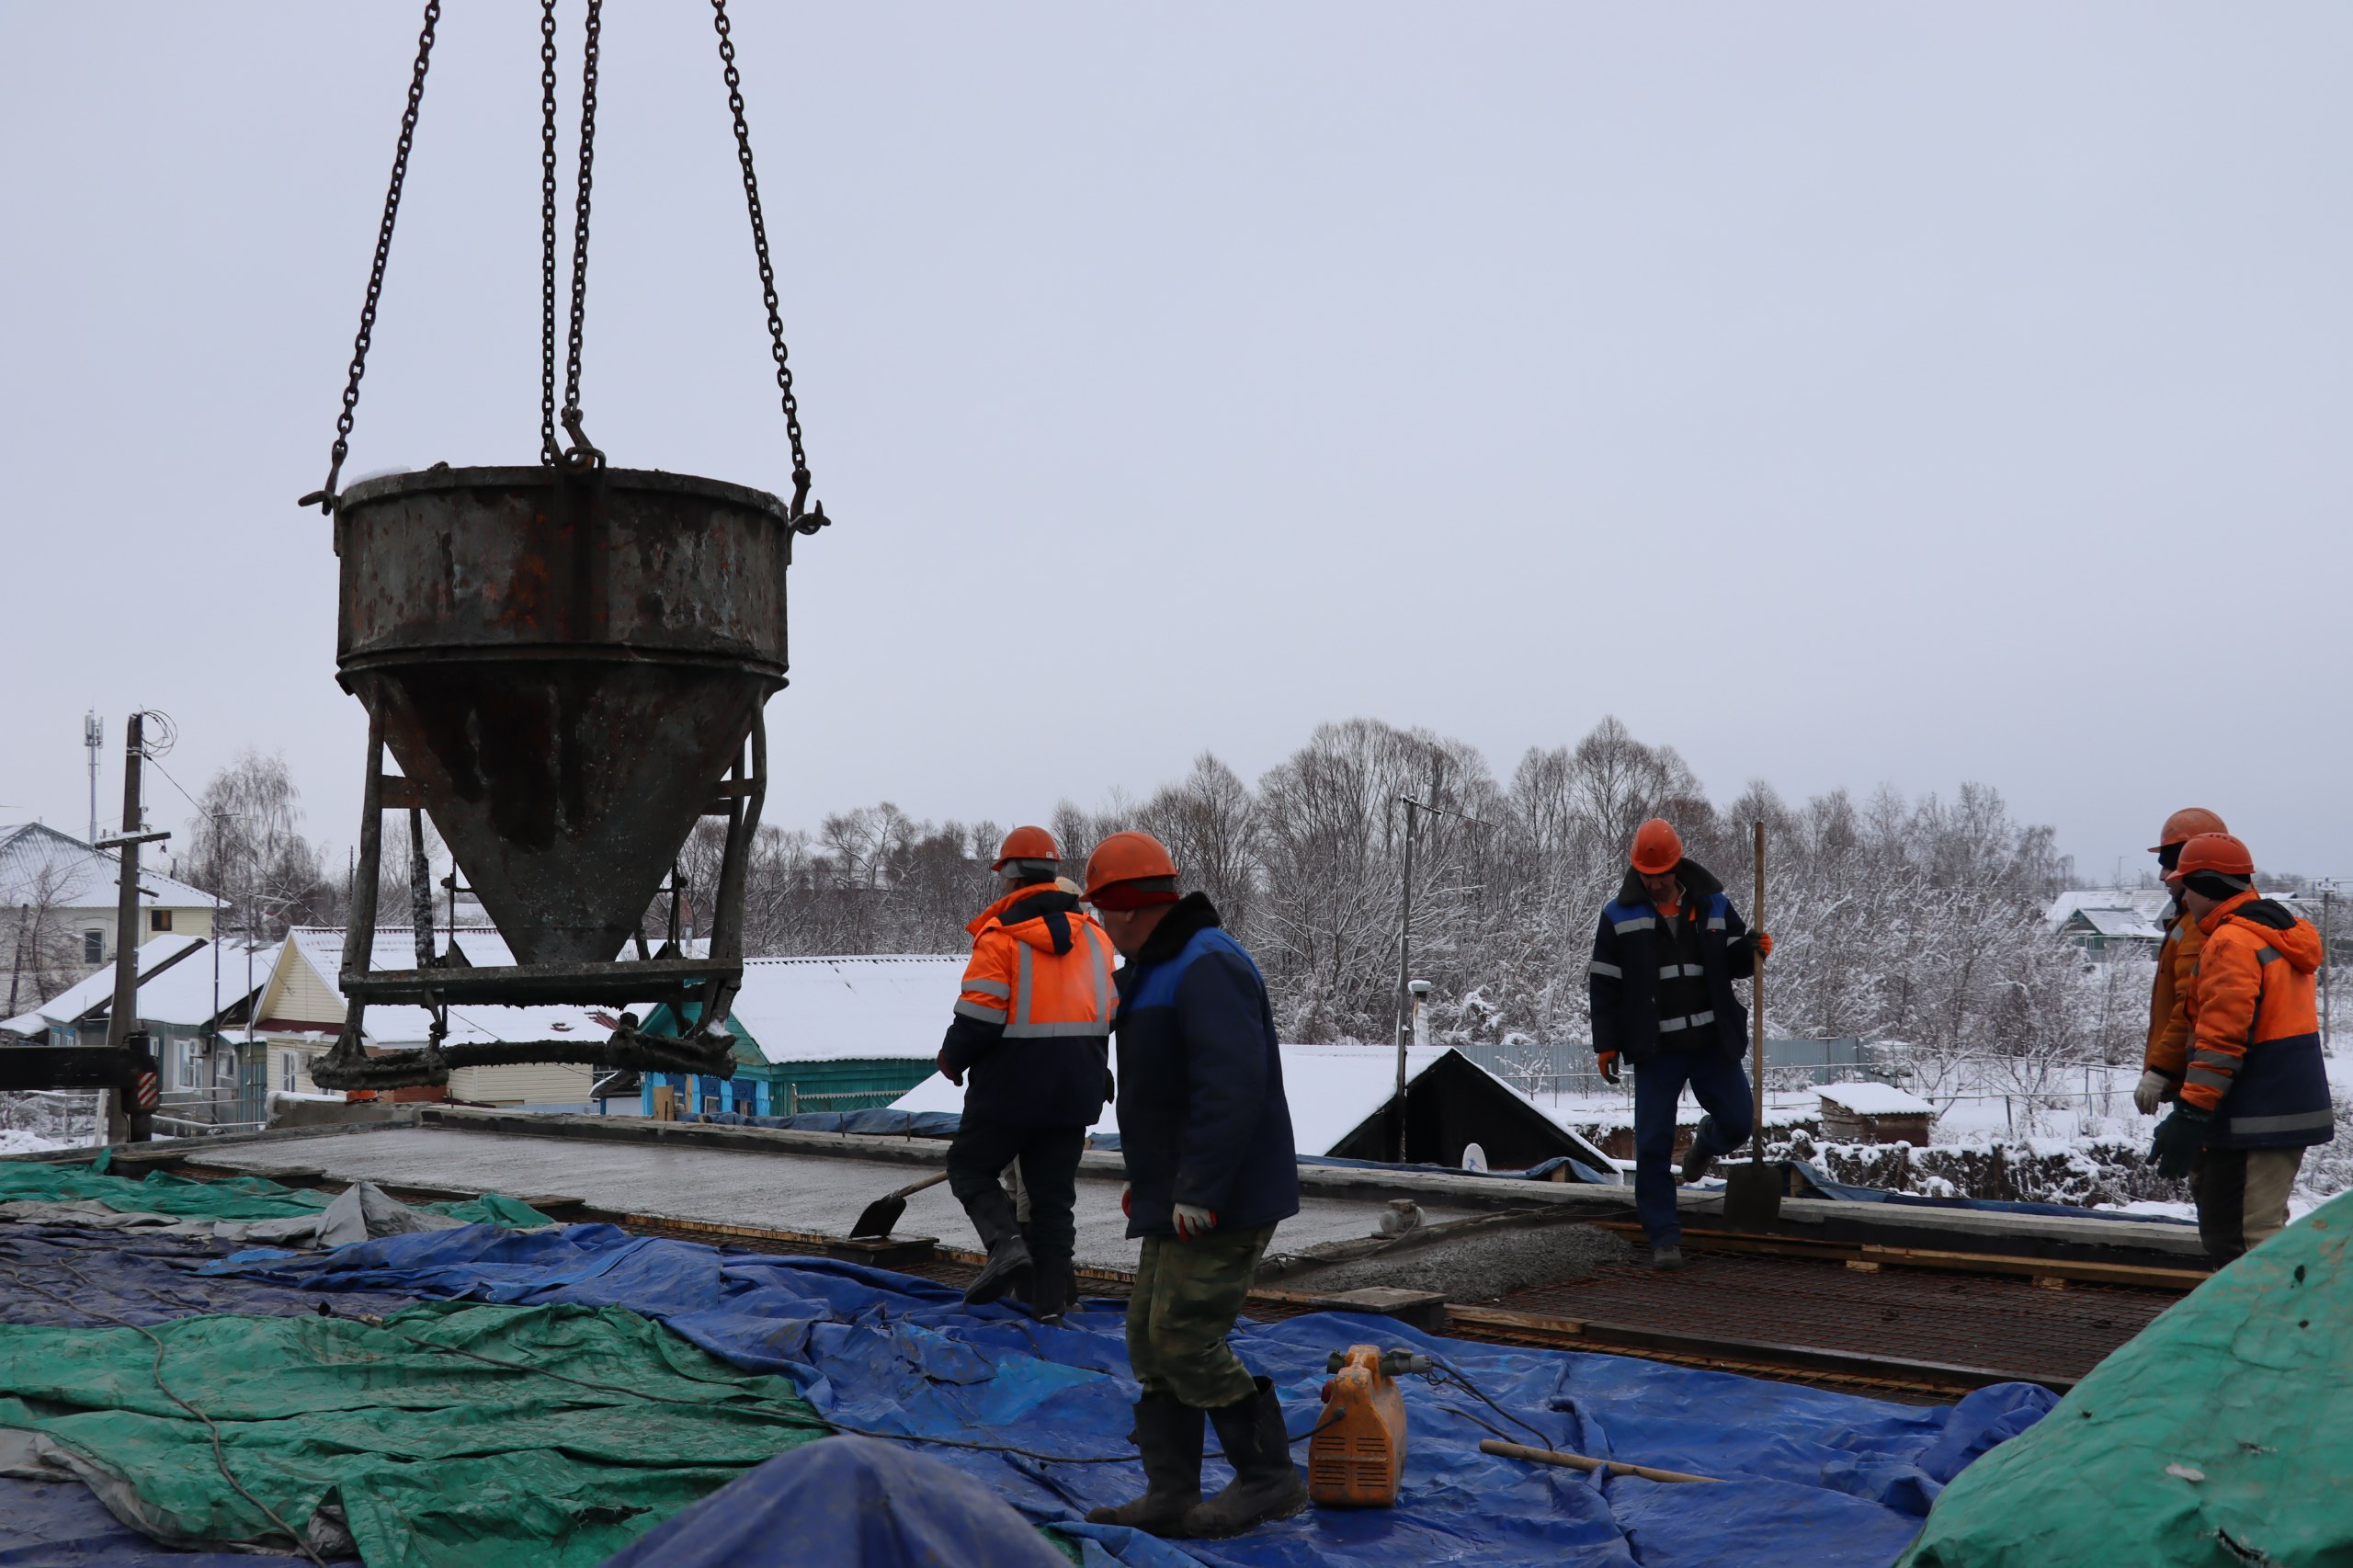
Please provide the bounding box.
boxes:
[2045,888,2170,941]
[719,956,967,1065]
[0,822,225,912]
[1818,1082,1937,1118]
[270,927,627,1049]
[891,1041,1458,1152]
[1,934,278,1038]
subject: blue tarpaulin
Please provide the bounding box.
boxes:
[203,1222,2056,1568]
[599,1437,1074,1568]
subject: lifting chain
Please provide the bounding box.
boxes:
[711,0,828,532]
[306,0,825,523]
[541,0,603,469]
[563,0,603,466]
[539,0,560,463]
[301,0,441,513]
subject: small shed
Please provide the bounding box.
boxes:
[1817,1082,1938,1146]
[639,955,962,1119]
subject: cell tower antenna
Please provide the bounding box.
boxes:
[84,711,103,846]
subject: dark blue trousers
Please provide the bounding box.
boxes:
[1631,1049,1756,1246]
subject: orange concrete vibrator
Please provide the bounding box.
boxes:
[1309,1345,1432,1507]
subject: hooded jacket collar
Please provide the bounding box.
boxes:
[1615,858,1724,913]
[971,883,1088,956]
[2205,889,2324,971]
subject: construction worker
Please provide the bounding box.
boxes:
[1080,831,1306,1541]
[2136,808,2229,1117]
[1588,818,1771,1271]
[2148,832,2335,1263]
[937,826,1116,1322]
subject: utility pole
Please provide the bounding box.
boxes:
[97,713,168,1143]
[1392,795,1420,1164]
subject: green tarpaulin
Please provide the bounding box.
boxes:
[1899,1188,2353,1567]
[0,1157,547,1228]
[0,1301,828,1566]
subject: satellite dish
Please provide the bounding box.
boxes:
[1461,1142,1488,1174]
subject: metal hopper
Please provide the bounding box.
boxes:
[313,465,798,1089]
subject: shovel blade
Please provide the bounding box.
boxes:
[850,1194,907,1240]
[1722,1161,1784,1230]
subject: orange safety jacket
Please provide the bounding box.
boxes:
[2143,900,2204,1084]
[941,884,1116,1128]
[2180,890,2334,1150]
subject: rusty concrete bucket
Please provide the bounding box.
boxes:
[335,462,793,976]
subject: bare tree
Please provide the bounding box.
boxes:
[179,751,336,938]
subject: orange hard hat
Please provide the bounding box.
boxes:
[2149,807,2227,853]
[992,824,1062,871]
[1084,830,1180,908]
[1630,819,1684,876]
[2175,832,2255,880]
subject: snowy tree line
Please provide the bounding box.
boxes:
[135,720,2339,1096]
[693,716,2161,1082]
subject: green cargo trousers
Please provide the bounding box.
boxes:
[1124,1223,1276,1409]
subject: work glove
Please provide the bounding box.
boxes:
[2133,1070,2174,1117]
[1751,930,1774,960]
[936,1051,963,1088]
[1597,1051,1620,1086]
[2148,1103,2212,1181]
[1172,1203,1217,1241]
[1120,1185,1132,1218]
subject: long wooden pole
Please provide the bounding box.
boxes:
[1480,1438,1722,1485]
[1751,821,1767,1163]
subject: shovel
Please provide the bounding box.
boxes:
[1722,820,1784,1230]
[851,1169,949,1238]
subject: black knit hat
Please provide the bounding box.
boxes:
[2183,869,2252,901]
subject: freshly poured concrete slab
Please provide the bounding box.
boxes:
[194,1126,1478,1271]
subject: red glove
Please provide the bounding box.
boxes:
[1597,1051,1620,1085]
[1172,1203,1217,1241]
[1753,931,1774,960]
[1120,1185,1132,1218]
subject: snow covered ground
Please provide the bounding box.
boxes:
[1512,1047,2351,1213]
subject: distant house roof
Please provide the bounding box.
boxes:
[264,926,621,1050]
[0,822,225,913]
[2,933,275,1039]
[714,956,967,1065]
[2046,888,2170,943]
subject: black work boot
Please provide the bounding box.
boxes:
[1086,1393,1204,1537]
[961,1186,1034,1306]
[1030,1253,1074,1324]
[1005,1225,1038,1306]
[1184,1378,1308,1539]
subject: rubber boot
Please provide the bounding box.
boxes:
[1031,1252,1074,1324]
[1183,1378,1308,1539]
[1086,1394,1203,1537]
[1005,1225,1037,1306]
[961,1185,1034,1306]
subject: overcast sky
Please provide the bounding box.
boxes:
[2,5,2346,888]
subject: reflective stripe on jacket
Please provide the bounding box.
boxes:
[1111,892,1300,1238]
[1587,859,1758,1065]
[2181,891,2334,1150]
[2143,902,2202,1082]
[940,885,1116,1128]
